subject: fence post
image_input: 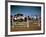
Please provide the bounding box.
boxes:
[27,17,29,28]
[38,16,40,26]
[12,16,14,28]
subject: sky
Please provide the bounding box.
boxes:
[11,5,41,16]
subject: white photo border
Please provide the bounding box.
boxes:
[6,1,45,36]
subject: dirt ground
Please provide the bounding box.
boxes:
[11,20,41,32]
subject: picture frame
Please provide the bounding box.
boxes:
[5,1,45,36]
